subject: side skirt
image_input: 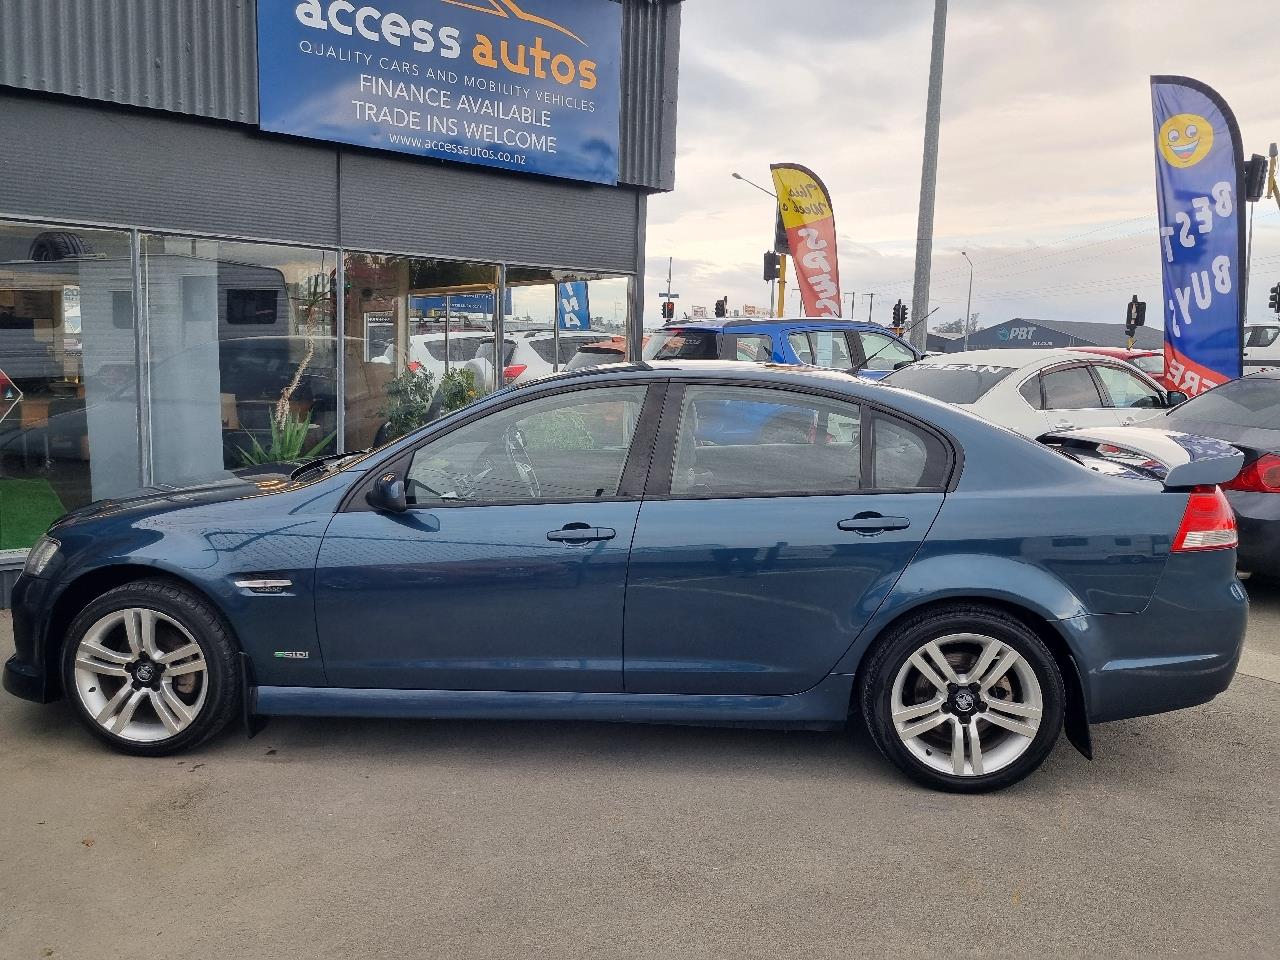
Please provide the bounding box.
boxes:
[253,674,855,730]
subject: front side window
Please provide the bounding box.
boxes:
[406,386,646,504]
[1245,325,1280,348]
[1094,365,1163,408]
[859,332,916,371]
[671,386,862,497]
[1042,366,1104,410]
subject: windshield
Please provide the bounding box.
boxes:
[643,329,720,360]
[1167,375,1280,429]
[884,362,1017,404]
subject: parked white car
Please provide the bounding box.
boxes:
[1244,322,1280,373]
[465,329,611,389]
[882,348,1182,438]
[373,331,494,378]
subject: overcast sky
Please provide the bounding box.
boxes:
[646,0,1280,333]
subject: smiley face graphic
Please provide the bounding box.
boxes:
[1159,113,1214,168]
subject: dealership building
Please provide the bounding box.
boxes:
[0,0,682,595]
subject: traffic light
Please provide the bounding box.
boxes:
[714,297,727,318]
[661,300,676,321]
[1126,295,1147,335]
[763,251,780,282]
[891,300,906,327]
[1269,282,1280,315]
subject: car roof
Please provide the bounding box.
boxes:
[918,348,1113,370]
[657,318,898,333]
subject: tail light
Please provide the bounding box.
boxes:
[1223,453,1280,493]
[1172,486,1238,553]
[502,364,528,383]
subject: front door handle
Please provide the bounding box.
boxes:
[838,514,911,535]
[547,525,617,544]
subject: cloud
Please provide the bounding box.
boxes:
[647,0,1280,330]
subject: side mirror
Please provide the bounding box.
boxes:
[1166,390,1189,408]
[366,472,408,513]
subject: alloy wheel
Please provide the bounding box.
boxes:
[890,633,1044,777]
[71,607,209,743]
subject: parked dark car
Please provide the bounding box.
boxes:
[4,362,1248,792]
[1159,369,1280,577]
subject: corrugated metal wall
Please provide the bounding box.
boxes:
[0,0,679,191]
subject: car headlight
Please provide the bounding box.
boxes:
[23,536,60,578]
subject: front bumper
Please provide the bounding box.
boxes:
[1224,491,1280,577]
[1063,550,1248,723]
[2,573,59,704]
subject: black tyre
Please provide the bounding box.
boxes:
[29,230,92,262]
[859,604,1065,793]
[61,579,241,756]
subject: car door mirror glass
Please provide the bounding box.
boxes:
[366,472,408,513]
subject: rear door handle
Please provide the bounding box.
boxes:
[547,526,616,544]
[1053,420,1075,430]
[838,515,911,534]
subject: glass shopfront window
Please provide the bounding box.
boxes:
[142,236,340,486]
[0,221,137,550]
[506,268,631,373]
[343,253,499,449]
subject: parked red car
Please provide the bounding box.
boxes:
[1067,346,1170,390]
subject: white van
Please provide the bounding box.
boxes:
[1244,322,1280,373]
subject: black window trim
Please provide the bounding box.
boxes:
[340,379,668,513]
[645,377,960,501]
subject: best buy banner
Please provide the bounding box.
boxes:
[770,164,842,318]
[1151,76,1245,395]
[258,0,623,185]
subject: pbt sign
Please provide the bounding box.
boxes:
[998,326,1038,342]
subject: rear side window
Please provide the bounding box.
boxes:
[788,333,815,365]
[672,386,861,497]
[1019,376,1044,409]
[1131,354,1165,377]
[731,334,773,362]
[528,338,558,364]
[1042,366,1104,409]
[871,415,950,490]
[643,329,719,360]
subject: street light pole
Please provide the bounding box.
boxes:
[909,0,949,352]
[732,172,788,316]
[961,250,974,350]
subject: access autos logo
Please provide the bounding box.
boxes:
[293,0,600,88]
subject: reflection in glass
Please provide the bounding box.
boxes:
[0,222,137,549]
[142,236,339,486]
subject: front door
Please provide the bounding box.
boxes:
[315,383,655,692]
[624,384,950,696]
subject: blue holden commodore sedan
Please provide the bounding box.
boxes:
[3,362,1249,791]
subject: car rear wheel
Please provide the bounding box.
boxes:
[61,579,240,756]
[859,605,1065,792]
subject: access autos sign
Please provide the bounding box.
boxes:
[257,0,623,184]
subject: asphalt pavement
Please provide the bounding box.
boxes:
[1,583,1278,960]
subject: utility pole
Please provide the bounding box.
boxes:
[909,0,948,351]
[865,292,876,323]
[961,251,974,351]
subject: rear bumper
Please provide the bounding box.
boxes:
[1224,491,1280,577]
[1064,551,1248,723]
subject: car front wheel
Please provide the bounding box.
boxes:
[859,605,1065,792]
[61,579,240,756]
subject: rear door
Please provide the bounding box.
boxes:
[623,382,951,695]
[1037,362,1117,433]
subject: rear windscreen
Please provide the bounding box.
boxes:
[1167,376,1280,428]
[884,362,1016,404]
[643,329,719,360]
